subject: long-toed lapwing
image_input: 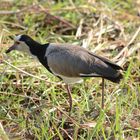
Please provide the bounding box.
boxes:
[6,35,123,111]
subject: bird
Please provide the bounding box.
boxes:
[6,34,123,111]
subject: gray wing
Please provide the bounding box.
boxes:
[46,44,121,79]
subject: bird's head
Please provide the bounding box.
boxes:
[6,34,36,55]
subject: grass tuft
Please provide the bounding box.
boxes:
[0,0,140,139]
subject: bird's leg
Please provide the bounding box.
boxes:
[65,84,72,111]
[101,78,105,109]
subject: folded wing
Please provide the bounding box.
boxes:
[46,44,122,83]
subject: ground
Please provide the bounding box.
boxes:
[0,0,140,139]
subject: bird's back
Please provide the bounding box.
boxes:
[45,43,123,83]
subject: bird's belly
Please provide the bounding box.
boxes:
[49,67,83,84]
[59,75,83,84]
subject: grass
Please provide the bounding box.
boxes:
[0,0,140,139]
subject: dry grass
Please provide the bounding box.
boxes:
[0,0,140,139]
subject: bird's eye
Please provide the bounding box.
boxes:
[16,41,20,45]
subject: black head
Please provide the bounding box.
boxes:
[6,34,41,54]
[18,34,35,45]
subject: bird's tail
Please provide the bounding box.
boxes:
[91,54,123,83]
[104,71,123,83]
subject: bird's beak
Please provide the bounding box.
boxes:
[6,42,17,54]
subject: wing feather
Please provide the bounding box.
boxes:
[46,44,122,80]
[47,45,94,77]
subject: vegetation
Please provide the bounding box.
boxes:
[0,0,140,139]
